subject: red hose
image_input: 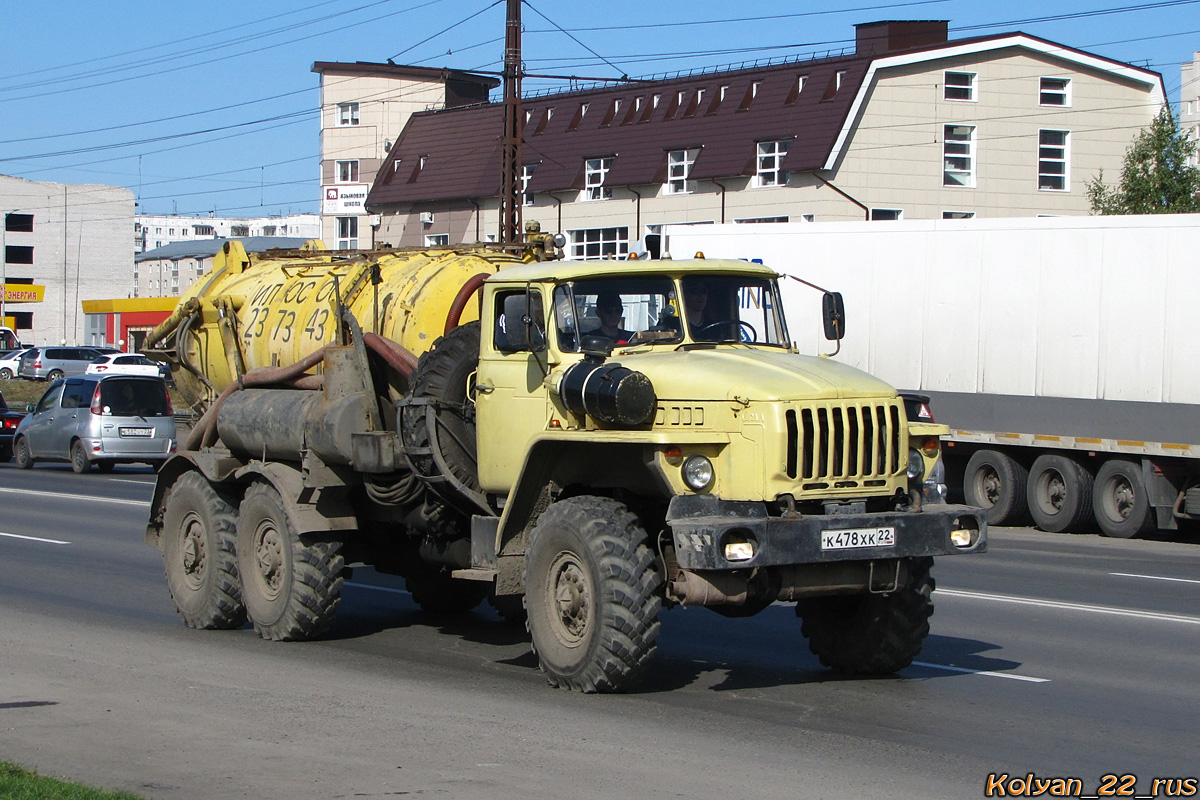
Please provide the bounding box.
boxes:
[363,332,418,377]
[444,272,491,334]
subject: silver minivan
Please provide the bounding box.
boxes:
[18,346,118,381]
[13,375,176,472]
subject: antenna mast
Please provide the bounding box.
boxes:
[498,0,523,245]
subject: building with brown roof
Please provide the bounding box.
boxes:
[365,21,1165,258]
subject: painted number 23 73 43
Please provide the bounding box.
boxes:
[821,527,896,550]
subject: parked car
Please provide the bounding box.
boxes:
[13,375,176,472]
[0,348,34,380]
[0,390,27,461]
[18,346,117,381]
[86,352,170,380]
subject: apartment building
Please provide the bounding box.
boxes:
[1182,51,1200,167]
[364,21,1165,258]
[135,213,320,253]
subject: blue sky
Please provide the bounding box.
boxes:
[1,0,1195,218]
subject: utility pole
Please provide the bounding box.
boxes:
[498,0,523,245]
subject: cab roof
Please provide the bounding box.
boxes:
[488,257,780,285]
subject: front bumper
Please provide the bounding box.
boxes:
[666,495,986,571]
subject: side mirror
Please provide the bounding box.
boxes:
[822,292,846,341]
[25,403,35,413]
[501,292,546,353]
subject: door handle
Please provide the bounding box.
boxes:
[476,382,495,394]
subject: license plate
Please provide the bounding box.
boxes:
[821,527,896,550]
[119,427,153,437]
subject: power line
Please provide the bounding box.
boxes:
[388,0,503,61]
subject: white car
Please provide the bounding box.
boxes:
[0,348,33,380]
[85,353,169,380]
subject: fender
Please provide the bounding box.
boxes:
[233,460,359,536]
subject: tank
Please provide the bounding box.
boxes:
[147,240,527,411]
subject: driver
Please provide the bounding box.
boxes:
[583,291,634,345]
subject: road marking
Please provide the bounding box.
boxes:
[112,478,154,485]
[937,587,1200,626]
[910,661,1050,683]
[0,486,149,507]
[0,531,70,545]
[346,581,408,595]
[1110,572,1200,586]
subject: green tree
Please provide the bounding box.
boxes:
[1087,106,1200,214]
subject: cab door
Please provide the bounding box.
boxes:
[22,382,65,458]
[474,288,553,493]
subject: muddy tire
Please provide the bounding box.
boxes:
[236,482,343,641]
[406,568,489,614]
[1027,454,1094,533]
[14,436,33,469]
[797,556,934,675]
[524,496,662,693]
[400,321,482,509]
[964,449,1029,526]
[162,471,246,629]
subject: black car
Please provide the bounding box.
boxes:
[0,390,27,461]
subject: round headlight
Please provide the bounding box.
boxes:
[906,448,925,480]
[682,454,714,491]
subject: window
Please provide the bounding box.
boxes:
[583,157,614,201]
[194,225,214,236]
[567,103,589,131]
[567,227,629,260]
[1038,130,1070,191]
[738,81,761,111]
[683,88,703,117]
[231,225,249,237]
[262,225,277,236]
[5,213,33,232]
[734,216,788,223]
[337,216,358,249]
[754,140,791,187]
[521,164,537,206]
[338,102,359,126]
[1040,77,1071,107]
[424,234,449,247]
[943,211,975,219]
[553,277,680,351]
[870,209,903,221]
[665,149,698,195]
[494,290,546,353]
[944,71,976,101]
[336,160,360,183]
[5,246,33,264]
[785,75,808,105]
[943,124,976,187]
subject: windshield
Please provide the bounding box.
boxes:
[99,379,170,417]
[554,277,682,351]
[679,275,788,345]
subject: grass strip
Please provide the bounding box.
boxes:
[0,760,146,800]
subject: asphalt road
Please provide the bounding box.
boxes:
[1,463,1198,800]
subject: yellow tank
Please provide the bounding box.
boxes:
[148,240,529,411]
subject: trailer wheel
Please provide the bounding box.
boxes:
[1027,454,1094,533]
[161,471,247,630]
[1092,459,1155,539]
[406,568,489,614]
[963,449,1029,526]
[525,496,662,693]
[797,557,934,675]
[236,482,343,641]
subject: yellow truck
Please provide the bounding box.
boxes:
[144,235,985,692]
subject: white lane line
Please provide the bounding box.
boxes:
[1110,572,1200,586]
[937,588,1200,626]
[111,478,154,485]
[910,661,1050,683]
[0,531,70,545]
[345,581,408,596]
[0,486,149,507]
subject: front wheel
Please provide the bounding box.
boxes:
[14,436,33,469]
[524,496,662,693]
[0,368,12,380]
[237,481,343,641]
[797,557,935,675]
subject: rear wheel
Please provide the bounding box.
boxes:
[798,557,934,675]
[237,481,343,641]
[963,449,1029,526]
[1092,459,1155,539]
[15,436,34,469]
[70,440,91,474]
[161,471,246,629]
[46,369,64,382]
[0,368,12,380]
[525,496,661,693]
[1027,454,1094,533]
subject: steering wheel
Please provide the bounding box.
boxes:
[696,320,757,342]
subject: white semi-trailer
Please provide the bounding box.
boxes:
[665,214,1200,538]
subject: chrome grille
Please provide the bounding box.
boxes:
[785,401,902,484]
